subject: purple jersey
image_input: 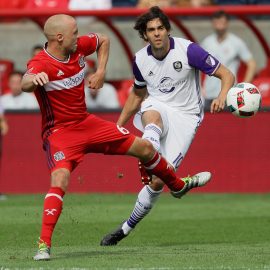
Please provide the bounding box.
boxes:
[133,37,220,115]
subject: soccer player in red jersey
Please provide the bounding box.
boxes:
[21,14,210,261]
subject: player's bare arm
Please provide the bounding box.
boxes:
[211,64,235,113]
[117,87,147,127]
[88,33,110,90]
[21,72,49,93]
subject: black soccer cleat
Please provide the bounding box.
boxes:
[100,223,127,246]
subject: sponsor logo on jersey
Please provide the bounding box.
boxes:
[57,70,64,77]
[148,71,154,76]
[148,76,186,93]
[173,61,182,72]
[54,151,65,161]
[158,77,176,93]
[44,67,86,91]
[206,55,216,66]
[78,56,85,67]
[63,70,85,88]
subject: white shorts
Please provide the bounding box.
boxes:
[134,97,203,170]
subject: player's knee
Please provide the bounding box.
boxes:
[140,139,155,160]
[51,168,70,191]
[128,137,155,161]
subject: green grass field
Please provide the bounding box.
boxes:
[1,193,270,270]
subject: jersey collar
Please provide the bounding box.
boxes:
[44,42,70,63]
[147,37,175,61]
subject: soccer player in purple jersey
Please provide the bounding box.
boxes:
[101,6,234,246]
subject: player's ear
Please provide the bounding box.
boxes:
[56,33,64,42]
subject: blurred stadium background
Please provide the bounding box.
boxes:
[0,3,270,194]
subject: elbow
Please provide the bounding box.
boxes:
[21,82,29,93]
[104,35,110,45]
[21,84,27,93]
[99,34,110,47]
[21,81,35,93]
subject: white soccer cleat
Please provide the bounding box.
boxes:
[33,242,51,261]
[171,172,211,199]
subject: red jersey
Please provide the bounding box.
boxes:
[26,34,98,138]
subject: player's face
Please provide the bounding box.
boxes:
[212,16,228,36]
[144,18,170,51]
[63,21,78,54]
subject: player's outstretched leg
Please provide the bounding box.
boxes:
[171,172,212,199]
[100,184,162,246]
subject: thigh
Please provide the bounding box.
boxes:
[83,114,136,155]
[43,127,86,173]
[133,97,169,135]
[44,115,136,172]
[160,112,201,170]
[141,110,163,130]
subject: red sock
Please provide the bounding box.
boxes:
[142,152,185,191]
[39,187,65,247]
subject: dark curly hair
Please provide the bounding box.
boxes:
[212,10,229,20]
[134,6,171,41]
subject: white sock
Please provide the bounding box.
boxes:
[122,185,163,235]
[142,123,162,152]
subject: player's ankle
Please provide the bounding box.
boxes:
[122,221,133,235]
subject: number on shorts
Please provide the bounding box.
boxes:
[117,125,130,135]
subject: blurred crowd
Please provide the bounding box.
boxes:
[0,3,270,112]
[0,4,270,199]
[1,0,270,9]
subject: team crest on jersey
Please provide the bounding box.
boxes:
[206,55,216,66]
[54,151,65,161]
[78,56,85,68]
[173,61,182,72]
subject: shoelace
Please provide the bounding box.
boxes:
[181,175,192,183]
[181,175,200,189]
[37,238,50,252]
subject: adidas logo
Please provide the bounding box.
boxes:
[57,70,64,77]
[148,71,154,76]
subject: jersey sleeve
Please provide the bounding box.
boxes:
[25,59,48,76]
[132,57,146,89]
[77,34,98,56]
[187,42,220,76]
